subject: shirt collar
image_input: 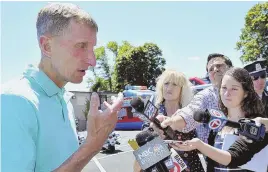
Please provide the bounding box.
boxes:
[263,90,268,96]
[212,85,219,92]
[23,64,65,97]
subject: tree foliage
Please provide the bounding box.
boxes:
[114,42,166,91]
[236,2,268,63]
[89,41,166,92]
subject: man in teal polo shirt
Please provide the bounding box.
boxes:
[1,2,123,172]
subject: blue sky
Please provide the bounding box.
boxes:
[1,1,260,91]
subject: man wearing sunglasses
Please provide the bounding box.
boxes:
[244,59,268,117]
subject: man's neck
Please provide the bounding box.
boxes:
[256,90,264,98]
[38,58,66,88]
[212,81,220,88]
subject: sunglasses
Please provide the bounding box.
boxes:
[252,73,266,81]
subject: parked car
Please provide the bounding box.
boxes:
[200,73,211,84]
[189,77,206,86]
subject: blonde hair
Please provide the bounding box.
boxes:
[155,69,193,108]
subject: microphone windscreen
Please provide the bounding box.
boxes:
[130,97,145,113]
[193,110,210,123]
[136,130,158,147]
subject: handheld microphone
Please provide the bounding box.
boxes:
[134,130,187,172]
[134,130,173,172]
[130,97,177,140]
[193,109,266,141]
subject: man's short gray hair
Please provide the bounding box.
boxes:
[36,2,98,40]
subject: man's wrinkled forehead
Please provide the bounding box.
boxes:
[63,20,97,41]
[207,57,225,69]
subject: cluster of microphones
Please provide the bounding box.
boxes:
[128,97,266,172]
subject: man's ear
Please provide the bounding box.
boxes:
[39,35,52,58]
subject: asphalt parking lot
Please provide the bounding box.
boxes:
[80,130,141,172]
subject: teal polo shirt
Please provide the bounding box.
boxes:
[2,64,79,172]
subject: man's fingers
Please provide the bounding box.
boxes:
[103,101,110,109]
[110,92,123,111]
[102,92,123,116]
[156,115,168,122]
[161,118,173,128]
[253,117,262,127]
[252,117,262,127]
[255,121,262,127]
[89,92,100,116]
[111,96,116,103]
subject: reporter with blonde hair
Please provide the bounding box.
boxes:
[135,69,205,171]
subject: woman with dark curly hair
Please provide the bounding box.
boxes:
[218,68,264,120]
[171,67,268,172]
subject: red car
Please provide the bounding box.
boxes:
[189,77,206,85]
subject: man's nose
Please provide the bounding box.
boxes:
[213,66,220,72]
[87,52,96,67]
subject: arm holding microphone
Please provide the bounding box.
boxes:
[171,130,268,168]
[170,110,268,168]
[227,133,268,167]
[226,117,268,167]
[171,138,233,165]
[132,89,210,137]
[160,91,210,132]
[130,97,178,140]
[143,89,212,133]
[131,97,206,172]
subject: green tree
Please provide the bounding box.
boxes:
[88,41,166,92]
[114,42,166,91]
[94,46,112,90]
[236,2,268,63]
[107,41,118,57]
[90,77,109,92]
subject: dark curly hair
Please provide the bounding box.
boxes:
[219,67,265,119]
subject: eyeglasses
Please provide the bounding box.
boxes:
[252,73,266,81]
